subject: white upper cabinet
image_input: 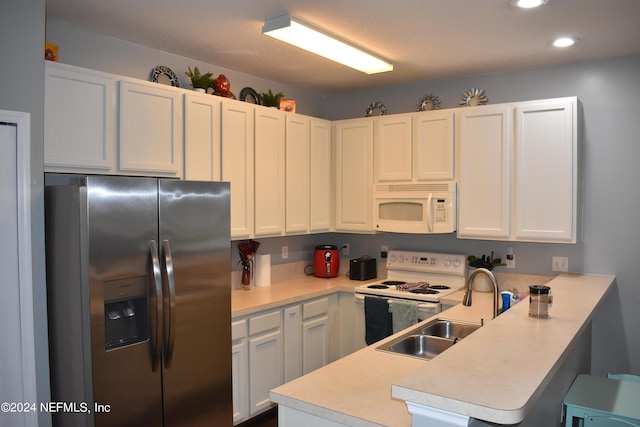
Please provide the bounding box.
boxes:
[254,107,285,237]
[44,62,116,173]
[457,105,512,240]
[457,97,578,243]
[184,92,221,181]
[374,114,413,182]
[513,98,577,242]
[45,62,183,177]
[221,100,255,239]
[413,111,455,181]
[285,114,311,234]
[309,118,333,232]
[374,111,454,184]
[119,80,183,177]
[334,118,374,233]
[285,115,333,234]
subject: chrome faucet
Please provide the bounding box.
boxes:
[462,268,500,319]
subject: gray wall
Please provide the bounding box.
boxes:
[1,1,51,426]
[47,21,639,377]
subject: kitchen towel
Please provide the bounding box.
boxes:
[255,254,271,287]
[390,300,419,333]
[364,296,393,345]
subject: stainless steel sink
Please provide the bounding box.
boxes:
[376,318,482,359]
[418,319,482,340]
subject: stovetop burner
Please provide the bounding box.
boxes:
[429,285,451,290]
[381,280,406,286]
[367,284,389,289]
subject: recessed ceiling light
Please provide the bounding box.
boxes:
[553,37,577,48]
[512,0,549,8]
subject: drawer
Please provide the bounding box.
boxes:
[231,319,247,341]
[249,310,282,336]
[303,297,329,320]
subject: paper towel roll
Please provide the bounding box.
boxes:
[255,254,271,287]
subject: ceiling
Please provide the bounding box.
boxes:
[45,0,640,95]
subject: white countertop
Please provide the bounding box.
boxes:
[268,273,615,426]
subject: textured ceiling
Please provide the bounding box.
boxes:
[46,0,640,95]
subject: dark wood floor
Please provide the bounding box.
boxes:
[237,407,277,427]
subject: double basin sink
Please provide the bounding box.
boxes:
[377,318,482,360]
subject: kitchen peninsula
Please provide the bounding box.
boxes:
[267,273,615,427]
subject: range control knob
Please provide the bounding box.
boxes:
[453,258,461,268]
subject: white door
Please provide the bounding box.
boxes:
[0,111,36,427]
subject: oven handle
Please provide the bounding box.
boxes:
[354,293,440,310]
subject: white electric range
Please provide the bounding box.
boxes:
[354,250,468,303]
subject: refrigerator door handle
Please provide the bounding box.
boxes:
[162,239,177,368]
[149,240,163,372]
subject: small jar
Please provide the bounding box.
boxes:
[529,285,551,318]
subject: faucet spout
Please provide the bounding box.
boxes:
[462,268,500,319]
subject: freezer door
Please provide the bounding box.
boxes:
[158,180,232,426]
[87,176,164,427]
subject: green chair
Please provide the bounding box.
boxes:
[564,374,640,427]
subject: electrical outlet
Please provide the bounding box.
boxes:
[381,245,389,258]
[342,243,350,256]
[282,245,288,259]
[552,256,568,272]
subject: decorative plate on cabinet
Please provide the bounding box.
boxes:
[417,94,441,111]
[365,101,387,116]
[150,66,180,87]
[239,87,261,105]
[459,87,488,106]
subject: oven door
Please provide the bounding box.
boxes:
[354,294,441,347]
[373,190,455,234]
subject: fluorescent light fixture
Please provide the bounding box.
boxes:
[553,37,577,47]
[512,0,549,8]
[262,15,393,75]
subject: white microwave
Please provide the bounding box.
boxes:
[373,182,456,234]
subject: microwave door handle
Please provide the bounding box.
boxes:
[426,193,434,232]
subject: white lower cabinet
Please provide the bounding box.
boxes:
[248,310,283,417]
[301,298,330,375]
[233,295,341,425]
[231,319,249,425]
[231,310,283,425]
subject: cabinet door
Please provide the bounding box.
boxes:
[119,80,183,177]
[285,115,311,234]
[248,329,282,416]
[184,93,221,181]
[283,305,302,382]
[44,62,116,173]
[514,98,576,242]
[414,111,455,181]
[374,114,412,182]
[334,118,374,232]
[309,118,333,232]
[254,107,285,236]
[457,105,512,239]
[231,320,248,425]
[302,297,330,374]
[221,100,255,239]
[302,316,329,375]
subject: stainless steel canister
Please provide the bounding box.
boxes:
[529,285,551,318]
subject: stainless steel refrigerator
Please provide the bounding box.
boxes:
[45,175,232,427]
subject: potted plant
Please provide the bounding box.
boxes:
[185,66,215,92]
[467,252,506,292]
[260,89,284,107]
